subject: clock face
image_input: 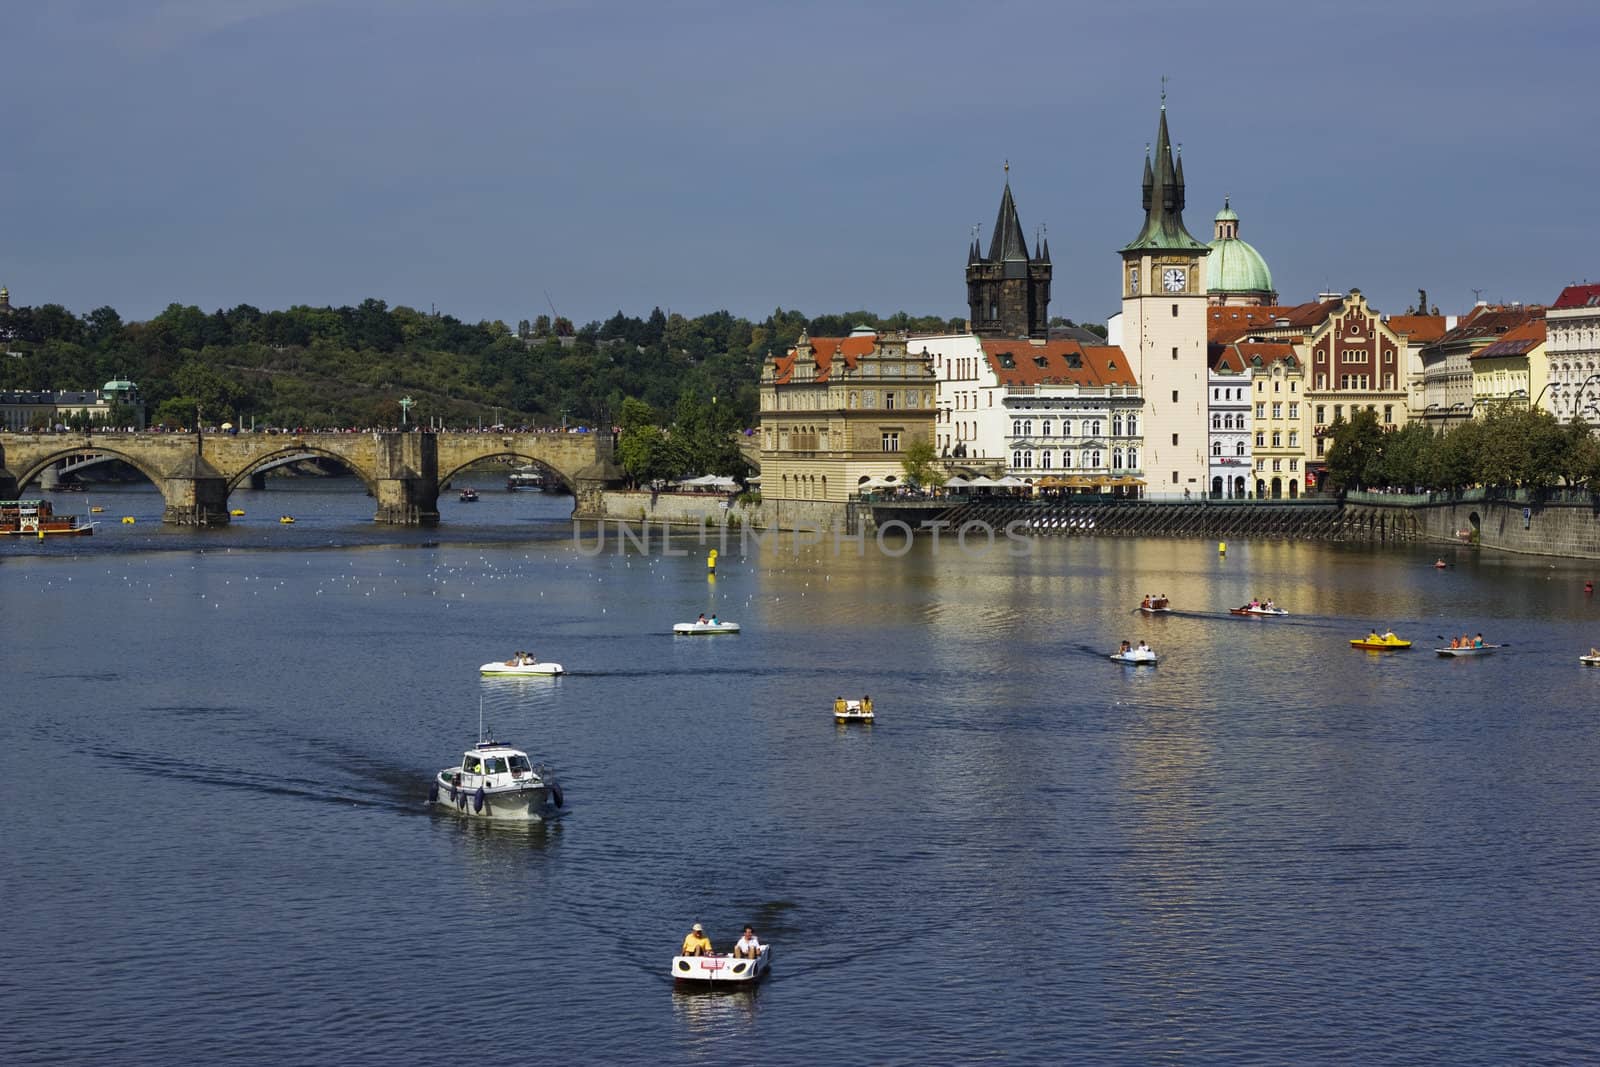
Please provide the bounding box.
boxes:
[1162,267,1187,292]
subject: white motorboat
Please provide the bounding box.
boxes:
[1581,654,1600,667]
[672,946,771,986]
[1230,605,1289,617]
[1110,648,1158,664]
[480,659,565,676]
[673,620,741,635]
[429,737,563,822]
[833,697,875,723]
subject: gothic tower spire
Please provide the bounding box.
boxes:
[966,166,1052,339]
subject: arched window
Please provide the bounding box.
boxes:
[1062,450,1073,469]
[1012,419,1022,436]
[1089,449,1102,468]
[1061,419,1072,437]
[1114,414,1124,436]
[1236,441,1246,457]
[1041,419,1052,437]
[1113,447,1124,469]
[1212,441,1222,456]
[1041,451,1053,469]
[1089,419,1102,437]
[1126,448,1137,468]
[1012,450,1023,469]
[1022,419,1032,436]
[1022,450,1034,469]
[1212,414,1222,429]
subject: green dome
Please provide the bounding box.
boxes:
[103,379,136,391]
[1206,234,1273,295]
[1214,202,1239,223]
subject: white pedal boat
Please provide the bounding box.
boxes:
[833,697,875,723]
[429,738,563,822]
[480,660,565,676]
[672,946,771,986]
[673,621,741,635]
[1581,655,1600,667]
[1230,605,1288,617]
[1110,648,1158,664]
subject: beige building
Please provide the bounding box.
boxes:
[759,328,937,502]
[1235,342,1309,498]
[1119,102,1211,498]
[1470,319,1547,416]
[1419,304,1544,427]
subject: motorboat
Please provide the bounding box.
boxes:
[833,697,874,723]
[1138,596,1172,614]
[1351,634,1412,650]
[480,659,565,676]
[1230,604,1288,617]
[1434,560,1448,569]
[1581,654,1600,667]
[673,620,741,635]
[459,487,480,502]
[428,736,562,822]
[672,945,771,986]
[1110,647,1158,664]
[1434,644,1501,657]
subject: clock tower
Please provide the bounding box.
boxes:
[1120,98,1210,496]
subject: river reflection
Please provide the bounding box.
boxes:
[4,497,1600,1065]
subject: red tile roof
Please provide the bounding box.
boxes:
[1209,344,1247,373]
[1553,283,1600,310]
[1470,319,1546,360]
[1232,341,1299,368]
[1208,306,1292,343]
[772,334,878,384]
[980,340,1137,387]
[1385,315,1449,343]
[1433,306,1543,348]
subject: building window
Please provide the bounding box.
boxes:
[1256,402,1265,418]
[1236,441,1246,456]
[1172,390,1179,403]
[1290,459,1298,471]
[1012,419,1022,435]
[1288,402,1299,419]
[1172,470,1180,483]
[1041,451,1053,469]
[1172,346,1179,360]
[1334,405,1343,420]
[1171,433,1179,446]
[1317,374,1326,389]
[1022,450,1033,469]
[881,432,900,452]
[1213,414,1222,430]
[1061,419,1072,437]
[1272,458,1281,472]
[885,392,896,410]
[1113,414,1123,436]
[1172,305,1179,317]
[1041,420,1052,437]
[1113,448,1124,469]
[1256,459,1265,472]
[1272,431,1282,447]
[1023,419,1032,436]
[1089,420,1102,436]
[1384,405,1393,423]
[1127,449,1138,468]
[1255,431,1265,447]
[1272,402,1282,419]
[1088,450,1101,468]
[1288,431,1298,447]
[1315,405,1325,423]
[1317,438,1326,456]
[1012,450,1022,468]
[1126,415,1137,436]
[1062,450,1073,468]
[1212,441,1222,456]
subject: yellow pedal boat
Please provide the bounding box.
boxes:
[1350,634,1411,650]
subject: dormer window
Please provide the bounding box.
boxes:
[1034,355,1049,369]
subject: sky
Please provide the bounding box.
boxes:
[2,0,1596,329]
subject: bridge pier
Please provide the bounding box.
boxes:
[38,463,61,490]
[162,455,231,526]
[373,433,440,526]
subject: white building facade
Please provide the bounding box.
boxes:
[1545,284,1600,422]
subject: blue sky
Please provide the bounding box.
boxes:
[2,0,1594,328]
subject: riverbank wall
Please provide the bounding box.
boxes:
[581,490,852,534]
[1345,491,1600,559]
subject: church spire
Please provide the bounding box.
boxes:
[1121,93,1208,254]
[987,171,1031,263]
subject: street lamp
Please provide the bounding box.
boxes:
[1569,374,1600,426]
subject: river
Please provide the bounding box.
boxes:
[3,476,1598,1065]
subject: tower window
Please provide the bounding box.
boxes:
[1171,390,1179,403]
[1172,305,1179,317]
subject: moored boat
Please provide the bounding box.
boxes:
[459,487,480,502]
[672,945,771,986]
[1351,633,1411,650]
[507,467,545,492]
[833,696,874,723]
[428,736,562,822]
[673,620,740,635]
[1434,644,1501,657]
[1,499,93,537]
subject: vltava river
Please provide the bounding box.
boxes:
[3,478,1598,1065]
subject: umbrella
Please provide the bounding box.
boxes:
[943,475,971,488]
[965,475,1002,488]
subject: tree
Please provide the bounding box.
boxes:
[900,438,945,488]
[1322,409,1384,492]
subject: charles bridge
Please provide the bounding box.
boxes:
[0,430,617,525]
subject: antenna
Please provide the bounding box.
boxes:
[1471,287,1484,303]
[544,289,560,322]
[478,695,485,745]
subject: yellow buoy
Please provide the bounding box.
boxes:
[230,508,246,517]
[1218,541,1227,555]
[707,548,718,574]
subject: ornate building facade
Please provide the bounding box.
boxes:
[1544,283,1600,422]
[759,329,937,502]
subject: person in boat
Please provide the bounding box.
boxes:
[834,697,846,715]
[520,652,537,666]
[1474,633,1484,647]
[1265,599,1276,610]
[1382,629,1397,641]
[1141,594,1151,609]
[1367,630,1381,643]
[1248,598,1260,609]
[1136,641,1150,653]
[733,926,762,959]
[1590,647,1599,658]
[862,695,872,714]
[681,923,713,957]
[505,651,524,666]
[710,614,720,625]
[696,613,708,624]
[1120,640,1132,655]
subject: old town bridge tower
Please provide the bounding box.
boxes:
[966,169,1051,339]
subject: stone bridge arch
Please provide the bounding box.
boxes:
[437,450,572,493]
[10,442,170,495]
[226,445,378,495]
